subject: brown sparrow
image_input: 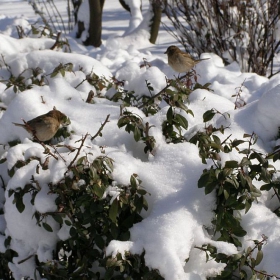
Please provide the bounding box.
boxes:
[13,108,70,142]
[165,45,209,73]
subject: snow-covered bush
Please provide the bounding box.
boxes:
[1,54,280,279]
[2,12,280,278]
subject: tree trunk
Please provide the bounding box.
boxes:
[84,0,105,47]
[72,0,82,23]
[149,0,162,44]
[76,20,84,39]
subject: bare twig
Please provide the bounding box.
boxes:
[50,32,61,50]
[91,114,110,141]
[18,254,35,265]
[49,0,67,34]
[74,78,87,89]
[68,133,89,169]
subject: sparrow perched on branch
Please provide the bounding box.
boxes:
[13,107,70,142]
[165,45,209,73]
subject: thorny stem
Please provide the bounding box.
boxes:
[245,235,268,258]
[68,133,89,170]
[31,176,41,191]
[66,114,110,170]
[37,140,58,161]
[74,77,87,89]
[247,267,280,279]
[242,235,279,278]
[49,144,67,163]
[18,254,35,265]
[91,114,110,141]
[221,133,232,145]
[50,32,61,50]
[233,79,246,109]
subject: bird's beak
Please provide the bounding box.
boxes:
[164,50,167,54]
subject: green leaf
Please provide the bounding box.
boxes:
[0,158,7,164]
[186,109,194,117]
[209,142,221,150]
[232,226,247,237]
[205,182,217,194]
[93,184,105,198]
[260,183,272,191]
[4,249,18,262]
[238,172,246,188]
[232,253,242,261]
[137,189,147,195]
[64,219,72,226]
[52,214,63,224]
[133,126,141,142]
[220,269,232,278]
[224,160,239,168]
[14,193,25,213]
[167,106,173,124]
[223,189,229,200]
[109,199,118,224]
[243,133,252,138]
[4,236,11,247]
[222,168,233,177]
[104,265,116,280]
[42,222,53,232]
[198,172,210,188]
[69,226,77,237]
[175,114,188,130]
[225,177,239,189]
[76,156,86,166]
[231,139,246,147]
[117,117,128,128]
[240,157,251,166]
[244,201,251,213]
[130,174,138,189]
[249,152,265,164]
[231,236,242,247]
[255,250,263,266]
[212,135,221,145]
[60,69,66,77]
[203,109,216,122]
[95,234,105,250]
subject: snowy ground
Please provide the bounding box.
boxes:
[1,1,280,280]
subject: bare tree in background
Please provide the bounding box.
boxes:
[87,0,105,47]
[119,0,162,44]
[149,0,162,44]
[30,0,163,48]
[72,0,82,23]
[76,0,105,47]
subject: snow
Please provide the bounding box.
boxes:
[0,0,280,279]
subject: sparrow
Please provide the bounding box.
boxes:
[165,45,209,73]
[13,107,70,142]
